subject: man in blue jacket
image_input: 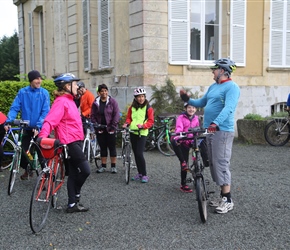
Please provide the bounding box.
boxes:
[180,58,240,214]
[5,70,50,179]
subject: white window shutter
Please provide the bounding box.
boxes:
[270,0,284,66]
[168,0,190,65]
[287,1,290,65]
[230,0,246,66]
[99,0,110,68]
[83,0,91,71]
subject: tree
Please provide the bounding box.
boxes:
[0,32,19,81]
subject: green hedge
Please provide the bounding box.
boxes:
[0,80,56,115]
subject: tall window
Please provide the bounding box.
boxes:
[28,12,34,70]
[168,0,246,65]
[190,0,220,61]
[98,0,110,68]
[83,0,91,71]
[270,0,290,67]
[39,10,45,73]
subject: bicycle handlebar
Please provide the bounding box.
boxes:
[170,127,211,138]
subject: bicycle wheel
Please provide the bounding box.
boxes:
[1,138,16,170]
[123,144,131,185]
[94,143,101,168]
[195,177,208,223]
[52,157,65,209]
[264,119,290,146]
[83,140,89,161]
[30,170,51,233]
[157,132,175,156]
[7,151,20,195]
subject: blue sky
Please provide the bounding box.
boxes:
[0,0,18,38]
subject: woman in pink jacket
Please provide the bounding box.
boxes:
[39,73,90,213]
[171,103,199,193]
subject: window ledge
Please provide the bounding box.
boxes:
[266,67,290,72]
[88,67,113,75]
[187,65,211,71]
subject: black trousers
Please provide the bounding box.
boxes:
[130,133,147,176]
[66,141,91,205]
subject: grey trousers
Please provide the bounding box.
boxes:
[207,131,234,186]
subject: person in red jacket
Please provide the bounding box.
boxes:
[77,81,95,118]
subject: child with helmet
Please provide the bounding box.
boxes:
[171,102,199,192]
[122,87,154,183]
[38,73,91,213]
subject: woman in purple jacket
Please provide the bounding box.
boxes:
[91,84,120,173]
[171,103,199,193]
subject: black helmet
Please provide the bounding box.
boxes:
[77,81,85,89]
[211,58,236,74]
[54,73,80,88]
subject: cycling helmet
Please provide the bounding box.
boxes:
[77,81,85,89]
[134,87,146,96]
[211,58,236,74]
[54,73,80,88]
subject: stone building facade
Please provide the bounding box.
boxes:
[13,0,290,123]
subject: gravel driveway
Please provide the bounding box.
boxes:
[0,141,289,249]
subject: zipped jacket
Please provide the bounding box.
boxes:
[6,86,50,129]
[39,94,84,144]
[91,96,120,131]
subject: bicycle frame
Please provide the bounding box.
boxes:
[1,127,20,169]
[82,120,101,168]
[171,127,210,223]
[8,120,41,195]
[29,143,67,233]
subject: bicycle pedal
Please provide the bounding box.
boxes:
[205,179,210,185]
[207,190,215,194]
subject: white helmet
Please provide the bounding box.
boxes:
[134,87,146,96]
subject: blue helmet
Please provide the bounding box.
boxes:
[54,73,80,88]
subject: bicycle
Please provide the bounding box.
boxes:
[145,114,176,156]
[1,127,19,170]
[171,127,211,223]
[82,119,101,168]
[264,110,290,146]
[116,127,138,184]
[29,137,67,233]
[7,120,42,195]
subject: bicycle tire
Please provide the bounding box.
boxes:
[195,177,207,223]
[51,157,65,209]
[7,151,20,195]
[30,170,51,233]
[1,138,16,170]
[83,140,89,161]
[94,143,101,168]
[264,119,290,146]
[157,132,175,156]
[123,144,131,185]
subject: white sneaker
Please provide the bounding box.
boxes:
[215,197,234,214]
[209,198,222,207]
[111,167,117,173]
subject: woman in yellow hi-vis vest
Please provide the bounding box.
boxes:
[122,88,154,183]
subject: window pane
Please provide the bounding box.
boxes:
[205,0,219,60]
[190,1,201,60]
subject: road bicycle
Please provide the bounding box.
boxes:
[171,127,211,223]
[145,114,176,156]
[82,119,101,168]
[29,137,67,233]
[117,127,137,184]
[1,127,20,170]
[264,110,290,146]
[7,120,42,195]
